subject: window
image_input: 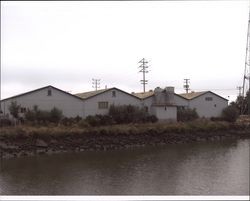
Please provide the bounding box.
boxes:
[48,89,52,96]
[214,104,217,107]
[20,107,26,113]
[98,101,109,109]
[112,91,116,97]
[177,106,186,110]
[205,97,213,101]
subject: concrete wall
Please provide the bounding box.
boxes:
[141,96,154,114]
[174,94,189,107]
[0,86,84,118]
[188,92,228,118]
[151,106,177,121]
[83,89,142,117]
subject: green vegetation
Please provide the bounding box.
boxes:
[177,107,199,122]
[221,105,239,123]
[230,90,250,115]
[24,106,63,124]
[108,104,158,124]
[82,105,158,127]
[8,101,21,120]
[85,115,114,127]
[0,119,248,139]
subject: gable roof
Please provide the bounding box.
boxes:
[179,91,208,100]
[0,85,84,102]
[179,91,228,101]
[132,91,154,99]
[74,87,142,100]
[75,88,111,99]
[133,91,189,100]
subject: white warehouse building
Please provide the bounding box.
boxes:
[0,85,228,121]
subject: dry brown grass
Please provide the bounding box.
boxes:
[0,119,248,139]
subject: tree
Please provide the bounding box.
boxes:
[8,101,21,119]
[222,105,239,122]
[230,90,250,115]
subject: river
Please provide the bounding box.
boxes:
[0,138,249,195]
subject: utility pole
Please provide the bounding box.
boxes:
[138,58,149,93]
[237,86,243,97]
[243,11,250,98]
[92,79,100,91]
[183,79,190,94]
[241,9,250,115]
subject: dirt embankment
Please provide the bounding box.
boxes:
[1,121,250,159]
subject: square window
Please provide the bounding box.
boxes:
[205,97,213,101]
[98,102,109,109]
[20,107,26,113]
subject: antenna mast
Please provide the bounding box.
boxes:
[138,58,149,93]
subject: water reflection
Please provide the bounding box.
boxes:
[0,139,249,195]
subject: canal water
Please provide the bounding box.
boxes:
[0,139,249,195]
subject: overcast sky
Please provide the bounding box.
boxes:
[1,1,249,102]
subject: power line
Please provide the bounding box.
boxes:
[138,58,149,93]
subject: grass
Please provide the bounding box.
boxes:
[1,119,249,140]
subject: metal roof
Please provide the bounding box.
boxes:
[178,91,209,100]
[74,87,142,100]
[132,91,154,99]
[74,88,112,99]
[179,91,228,101]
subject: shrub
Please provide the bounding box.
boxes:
[145,115,158,123]
[78,119,90,128]
[61,117,75,126]
[177,107,199,122]
[50,107,63,123]
[85,115,99,127]
[36,110,50,123]
[222,105,239,122]
[210,117,224,122]
[24,106,63,124]
[8,101,21,119]
[109,104,154,124]
[74,116,82,122]
[24,109,36,122]
[0,118,12,127]
[85,114,114,127]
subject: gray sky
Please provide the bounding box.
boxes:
[1,1,249,102]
